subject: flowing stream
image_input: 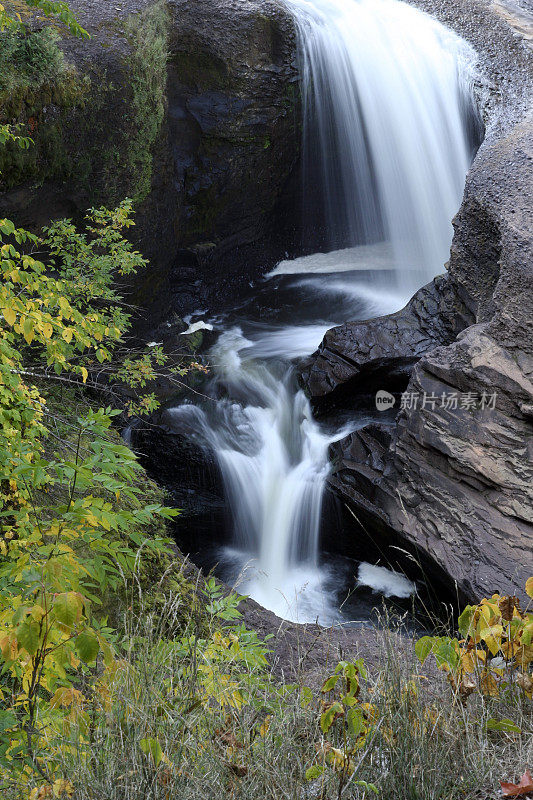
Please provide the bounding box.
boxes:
[165,0,479,623]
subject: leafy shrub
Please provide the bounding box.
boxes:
[416,580,533,702]
[0,28,65,93]
[0,204,183,796]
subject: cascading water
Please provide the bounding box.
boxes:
[168,329,348,621]
[289,0,478,290]
[163,0,479,622]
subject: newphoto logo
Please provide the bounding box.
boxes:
[375,390,396,411]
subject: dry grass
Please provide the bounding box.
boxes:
[38,568,532,800]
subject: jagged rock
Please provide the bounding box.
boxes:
[302,0,533,601]
[300,275,474,397]
[330,325,533,600]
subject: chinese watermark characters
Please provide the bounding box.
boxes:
[399,391,497,411]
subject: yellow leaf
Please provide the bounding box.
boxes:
[50,686,84,709]
[30,605,46,622]
[53,777,74,797]
[480,673,499,697]
[259,715,271,737]
[23,326,34,345]
[480,625,503,656]
[501,641,519,659]
[460,652,478,673]
[516,645,533,668]
[80,367,88,384]
[3,306,16,326]
[42,322,53,339]
[62,327,73,343]
[526,577,533,599]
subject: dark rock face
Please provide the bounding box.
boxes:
[167,0,299,264]
[301,0,533,601]
[0,0,300,321]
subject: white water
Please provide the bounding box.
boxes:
[357,563,416,599]
[288,0,477,290]
[168,0,478,621]
[269,242,396,276]
[167,329,353,622]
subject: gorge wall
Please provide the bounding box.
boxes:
[0,0,300,322]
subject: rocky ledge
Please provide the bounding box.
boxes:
[301,0,533,601]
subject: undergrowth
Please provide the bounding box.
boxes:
[36,577,531,800]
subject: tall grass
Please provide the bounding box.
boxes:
[41,562,532,800]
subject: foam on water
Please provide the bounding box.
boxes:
[357,563,416,599]
[269,242,396,276]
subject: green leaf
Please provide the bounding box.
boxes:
[354,781,379,793]
[458,606,476,637]
[140,737,163,767]
[320,701,344,734]
[415,636,435,665]
[16,619,40,656]
[346,707,365,737]
[434,640,460,671]
[485,718,521,733]
[0,710,16,732]
[53,592,83,628]
[305,764,325,781]
[321,674,339,693]
[75,631,100,663]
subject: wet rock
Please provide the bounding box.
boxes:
[130,410,226,551]
[166,0,300,275]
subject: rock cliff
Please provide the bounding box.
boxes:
[0,0,300,319]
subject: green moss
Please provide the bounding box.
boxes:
[171,49,231,92]
[120,0,170,203]
[0,1,170,206]
[87,0,170,206]
[0,25,90,187]
[0,69,89,188]
[0,26,65,97]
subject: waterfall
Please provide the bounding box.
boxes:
[288,0,478,290]
[168,0,479,622]
[167,329,346,622]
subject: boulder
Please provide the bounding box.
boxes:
[300,276,474,398]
